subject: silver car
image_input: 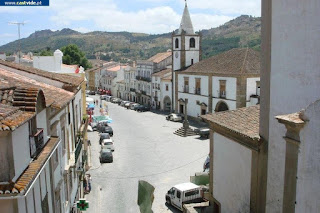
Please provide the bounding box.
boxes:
[101,140,115,152]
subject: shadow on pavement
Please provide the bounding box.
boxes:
[164,203,182,213]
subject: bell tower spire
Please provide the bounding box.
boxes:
[178,0,194,35]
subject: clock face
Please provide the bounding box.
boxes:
[175,52,179,58]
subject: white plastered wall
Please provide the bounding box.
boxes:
[213,133,252,213]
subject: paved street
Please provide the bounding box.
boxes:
[85,95,209,213]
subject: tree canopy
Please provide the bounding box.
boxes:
[60,44,92,69]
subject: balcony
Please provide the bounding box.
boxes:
[220,91,226,99]
[130,88,136,92]
[75,140,83,164]
[183,85,189,93]
[141,91,146,95]
[29,128,44,157]
[154,96,158,101]
[136,76,151,82]
[195,88,201,95]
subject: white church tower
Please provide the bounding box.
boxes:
[172,1,201,112]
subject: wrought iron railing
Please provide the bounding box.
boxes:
[136,76,151,82]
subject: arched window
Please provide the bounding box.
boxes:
[190,38,195,48]
[175,38,179,49]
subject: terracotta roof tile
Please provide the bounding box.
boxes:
[152,68,172,77]
[0,137,59,195]
[202,105,260,140]
[0,60,83,87]
[0,68,74,109]
[182,48,260,76]
[147,52,172,63]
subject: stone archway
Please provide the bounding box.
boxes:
[215,101,229,112]
[163,96,171,111]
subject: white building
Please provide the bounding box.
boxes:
[172,2,201,112]
[0,60,88,213]
[176,48,260,118]
[151,68,172,111]
[33,49,85,74]
[202,0,320,212]
[135,51,172,106]
[0,52,6,61]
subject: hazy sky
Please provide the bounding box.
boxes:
[0,0,261,46]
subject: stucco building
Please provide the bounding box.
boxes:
[201,0,320,212]
[176,48,260,118]
[0,60,88,213]
[151,68,172,111]
[135,51,172,106]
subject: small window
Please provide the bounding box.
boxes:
[190,38,195,48]
[185,190,199,197]
[177,190,181,199]
[191,59,194,65]
[166,84,169,91]
[201,109,206,115]
[175,38,179,49]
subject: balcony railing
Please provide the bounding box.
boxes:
[30,128,44,157]
[220,91,226,98]
[195,88,201,95]
[75,140,83,163]
[154,96,158,101]
[183,85,189,93]
[136,76,151,82]
[130,88,136,92]
[141,91,146,95]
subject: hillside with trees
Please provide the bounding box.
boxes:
[0,15,261,62]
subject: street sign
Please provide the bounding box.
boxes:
[77,199,89,211]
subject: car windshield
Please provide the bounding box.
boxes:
[104,142,113,145]
[101,134,110,139]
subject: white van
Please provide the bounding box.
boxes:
[165,182,204,211]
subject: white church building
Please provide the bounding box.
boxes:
[172,2,260,118]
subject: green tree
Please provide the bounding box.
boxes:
[60,44,92,70]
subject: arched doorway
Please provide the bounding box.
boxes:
[215,101,229,112]
[163,96,171,111]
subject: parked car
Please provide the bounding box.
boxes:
[199,128,210,138]
[100,149,113,163]
[166,113,183,122]
[90,121,98,131]
[101,140,115,151]
[203,154,210,172]
[100,95,110,100]
[111,98,121,104]
[165,183,206,211]
[100,125,114,136]
[120,101,130,107]
[99,133,112,145]
[106,96,114,102]
[135,105,150,112]
[88,90,96,95]
[130,103,139,110]
[124,102,133,109]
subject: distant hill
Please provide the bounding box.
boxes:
[0,15,261,62]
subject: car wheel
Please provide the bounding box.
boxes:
[166,198,171,205]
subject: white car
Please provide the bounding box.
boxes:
[166,113,183,122]
[101,139,114,151]
[130,103,139,110]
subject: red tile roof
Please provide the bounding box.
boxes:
[0,68,74,109]
[202,105,260,141]
[147,52,172,63]
[0,137,59,195]
[182,48,260,76]
[0,60,83,87]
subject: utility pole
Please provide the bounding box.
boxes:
[8,21,26,64]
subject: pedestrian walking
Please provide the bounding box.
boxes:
[88,174,92,192]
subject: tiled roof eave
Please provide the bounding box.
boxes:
[0,137,60,196]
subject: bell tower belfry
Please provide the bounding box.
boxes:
[172,1,201,112]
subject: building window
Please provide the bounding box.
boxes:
[152,83,154,89]
[166,84,169,91]
[175,38,179,49]
[256,81,261,96]
[190,38,195,48]
[191,59,194,65]
[195,78,201,95]
[219,80,226,98]
[201,109,206,115]
[184,77,189,93]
